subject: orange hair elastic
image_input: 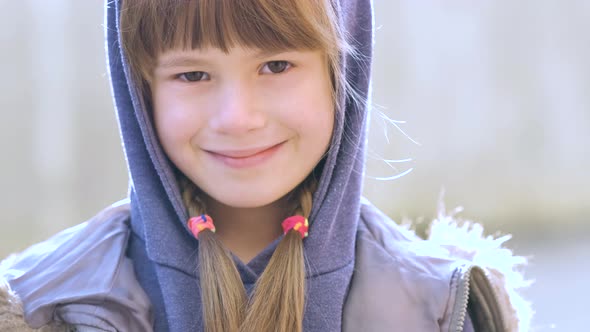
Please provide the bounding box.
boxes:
[282,216,309,239]
[187,214,215,239]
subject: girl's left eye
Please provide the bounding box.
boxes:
[178,71,209,82]
[261,61,291,74]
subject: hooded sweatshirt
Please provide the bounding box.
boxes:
[106,0,373,330]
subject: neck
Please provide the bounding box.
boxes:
[204,195,291,263]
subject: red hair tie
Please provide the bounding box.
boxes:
[187,214,215,239]
[282,216,309,239]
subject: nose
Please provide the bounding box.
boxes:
[208,81,266,135]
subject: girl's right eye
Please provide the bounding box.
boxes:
[179,71,209,82]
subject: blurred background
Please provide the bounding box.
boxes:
[1,1,588,330]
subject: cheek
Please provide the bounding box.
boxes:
[152,86,206,148]
[274,76,335,134]
[298,82,335,138]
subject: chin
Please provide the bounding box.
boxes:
[207,188,289,210]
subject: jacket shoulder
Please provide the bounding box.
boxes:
[343,198,532,332]
[343,199,457,331]
[0,199,153,332]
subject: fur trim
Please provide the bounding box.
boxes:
[0,271,36,331]
[425,202,534,332]
[0,256,69,332]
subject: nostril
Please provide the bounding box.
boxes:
[208,105,267,134]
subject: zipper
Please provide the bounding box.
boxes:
[449,264,473,332]
[448,264,506,332]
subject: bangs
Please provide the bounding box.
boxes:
[121,0,341,80]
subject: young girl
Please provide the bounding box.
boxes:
[0,0,531,331]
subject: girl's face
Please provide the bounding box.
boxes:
[151,46,334,208]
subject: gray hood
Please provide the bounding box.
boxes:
[106,0,374,330]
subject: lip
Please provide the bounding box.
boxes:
[205,142,285,168]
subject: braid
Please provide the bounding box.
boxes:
[239,177,315,332]
[181,176,317,332]
[181,178,247,332]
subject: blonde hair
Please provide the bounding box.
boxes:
[181,177,315,332]
[119,0,349,330]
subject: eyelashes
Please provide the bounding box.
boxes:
[177,60,293,82]
[179,71,209,82]
[261,61,291,74]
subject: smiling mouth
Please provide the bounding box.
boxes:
[207,142,284,158]
[205,142,286,168]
